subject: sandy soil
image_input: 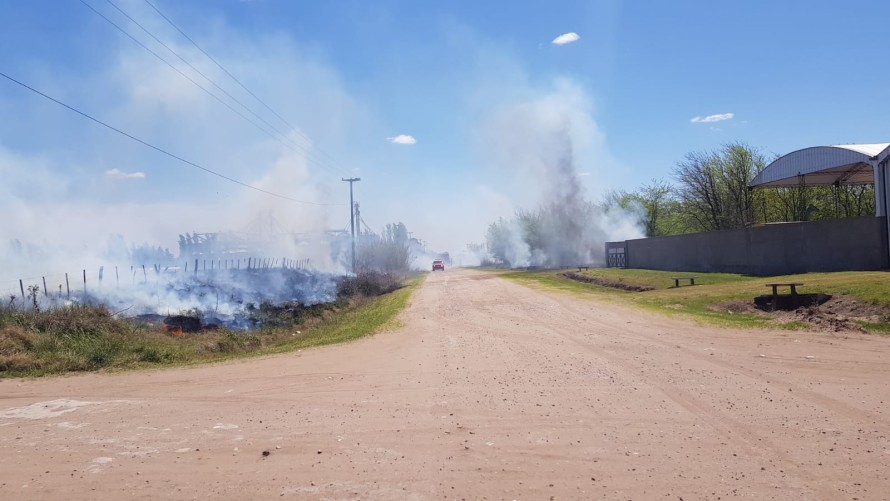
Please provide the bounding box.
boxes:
[1,268,889,500]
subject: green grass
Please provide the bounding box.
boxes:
[500,268,890,332]
[0,277,419,378]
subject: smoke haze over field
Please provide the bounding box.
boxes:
[0,0,648,297]
[0,1,360,293]
[2,0,887,278]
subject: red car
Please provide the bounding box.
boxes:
[432,260,445,271]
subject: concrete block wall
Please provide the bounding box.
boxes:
[614,217,888,276]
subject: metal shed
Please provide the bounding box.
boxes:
[749,142,890,262]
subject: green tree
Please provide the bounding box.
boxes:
[603,179,681,237]
[673,143,766,231]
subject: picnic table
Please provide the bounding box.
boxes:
[765,282,804,310]
[671,276,696,287]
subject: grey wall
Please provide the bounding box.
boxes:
[617,217,889,276]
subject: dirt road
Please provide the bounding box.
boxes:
[1,268,888,500]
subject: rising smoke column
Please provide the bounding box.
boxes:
[542,127,587,266]
[482,80,643,267]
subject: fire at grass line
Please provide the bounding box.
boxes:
[0,270,411,377]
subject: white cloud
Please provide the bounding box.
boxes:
[105,168,146,180]
[690,113,734,123]
[387,134,416,145]
[552,32,580,46]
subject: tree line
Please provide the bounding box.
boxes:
[483,142,877,266]
[605,142,875,237]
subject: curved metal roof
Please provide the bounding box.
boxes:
[750,143,890,188]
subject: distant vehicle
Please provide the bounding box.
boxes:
[432,260,445,271]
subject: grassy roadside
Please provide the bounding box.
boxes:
[500,268,890,332]
[0,275,421,378]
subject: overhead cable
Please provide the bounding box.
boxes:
[79,0,344,177]
[102,0,344,177]
[142,0,349,175]
[0,71,344,206]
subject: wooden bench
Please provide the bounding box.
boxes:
[765,282,804,310]
[578,265,590,271]
[671,276,696,287]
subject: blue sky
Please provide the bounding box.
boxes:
[2,0,889,258]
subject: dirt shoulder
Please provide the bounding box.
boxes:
[1,268,888,500]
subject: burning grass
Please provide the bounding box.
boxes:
[0,271,417,378]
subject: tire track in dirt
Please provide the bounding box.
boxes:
[557,296,889,424]
[422,272,803,497]
[499,272,889,499]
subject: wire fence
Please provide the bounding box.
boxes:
[1,256,312,308]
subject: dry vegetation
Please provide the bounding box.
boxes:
[0,271,416,377]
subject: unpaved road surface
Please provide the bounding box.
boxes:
[2,268,889,500]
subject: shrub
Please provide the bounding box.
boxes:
[337,271,402,298]
[215,333,262,353]
[30,304,126,337]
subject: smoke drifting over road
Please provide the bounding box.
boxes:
[482,81,643,267]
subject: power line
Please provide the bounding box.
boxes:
[142,0,349,175]
[0,70,345,206]
[101,0,344,178]
[79,0,345,178]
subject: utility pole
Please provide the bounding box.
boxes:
[342,178,361,273]
[354,202,362,237]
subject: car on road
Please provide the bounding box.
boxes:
[432,260,445,271]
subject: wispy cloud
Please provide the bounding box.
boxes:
[387,134,416,145]
[552,32,580,46]
[690,113,734,123]
[105,168,146,180]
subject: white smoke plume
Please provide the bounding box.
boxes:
[480,80,643,267]
[0,5,362,310]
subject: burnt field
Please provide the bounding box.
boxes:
[131,269,403,333]
[11,268,402,331]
